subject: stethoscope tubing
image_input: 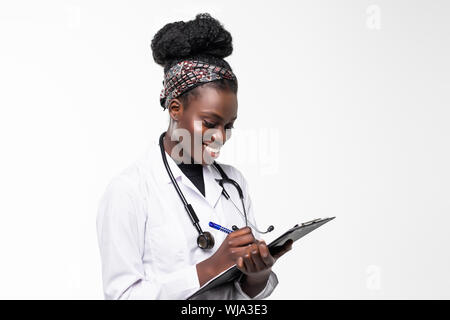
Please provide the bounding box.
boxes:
[159,131,273,238]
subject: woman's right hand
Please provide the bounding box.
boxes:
[196,226,256,287]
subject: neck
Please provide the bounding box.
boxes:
[163,131,199,165]
[163,131,179,158]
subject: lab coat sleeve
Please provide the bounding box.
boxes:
[232,169,279,299]
[96,177,200,300]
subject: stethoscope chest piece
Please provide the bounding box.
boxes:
[197,231,215,249]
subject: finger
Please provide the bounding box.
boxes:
[229,226,252,238]
[273,239,293,259]
[285,239,294,249]
[258,241,275,267]
[250,246,267,271]
[229,246,251,260]
[243,252,256,273]
[236,256,245,272]
[227,233,256,247]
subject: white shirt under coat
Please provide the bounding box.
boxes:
[96,138,278,300]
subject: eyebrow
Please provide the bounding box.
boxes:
[201,112,237,122]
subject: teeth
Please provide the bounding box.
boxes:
[204,144,220,153]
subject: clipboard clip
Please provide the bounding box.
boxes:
[300,218,322,227]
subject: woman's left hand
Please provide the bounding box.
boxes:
[236,239,293,280]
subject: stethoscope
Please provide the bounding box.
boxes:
[159,131,274,250]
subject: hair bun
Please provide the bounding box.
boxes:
[151,13,233,68]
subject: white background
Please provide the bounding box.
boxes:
[0,0,449,299]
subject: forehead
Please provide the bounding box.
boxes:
[187,86,238,121]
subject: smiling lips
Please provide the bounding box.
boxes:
[202,142,221,156]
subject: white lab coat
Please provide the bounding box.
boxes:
[96,138,278,300]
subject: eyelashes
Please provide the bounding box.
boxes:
[203,120,216,128]
[203,120,234,129]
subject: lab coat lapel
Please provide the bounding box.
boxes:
[163,152,205,200]
[174,164,223,209]
[203,164,224,209]
[177,164,223,209]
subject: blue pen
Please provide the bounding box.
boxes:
[209,221,233,234]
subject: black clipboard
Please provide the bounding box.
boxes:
[187,217,335,300]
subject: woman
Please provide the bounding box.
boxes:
[96,13,292,300]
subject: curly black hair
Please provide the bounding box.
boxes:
[151,13,238,109]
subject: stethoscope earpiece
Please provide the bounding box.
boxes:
[231,224,274,234]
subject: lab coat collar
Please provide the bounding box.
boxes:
[147,138,224,209]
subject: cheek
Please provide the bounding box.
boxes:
[181,123,204,155]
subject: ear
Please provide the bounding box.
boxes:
[167,99,184,122]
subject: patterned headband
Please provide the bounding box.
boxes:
[159,60,237,110]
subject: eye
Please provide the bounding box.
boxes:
[203,120,217,128]
[225,124,234,129]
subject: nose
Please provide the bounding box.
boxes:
[203,126,232,146]
[211,129,228,146]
